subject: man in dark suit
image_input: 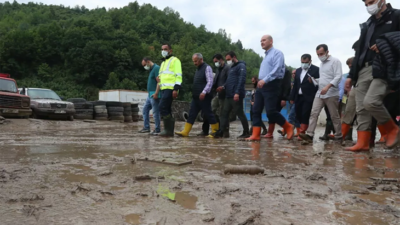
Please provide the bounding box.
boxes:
[290,54,319,139]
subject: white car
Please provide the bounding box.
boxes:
[18,88,75,120]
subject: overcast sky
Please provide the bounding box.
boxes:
[14,0,386,73]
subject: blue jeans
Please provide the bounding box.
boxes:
[288,104,300,128]
[143,96,161,132]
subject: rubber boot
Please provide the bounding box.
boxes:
[345,127,353,141]
[206,123,219,138]
[282,121,294,140]
[376,124,387,144]
[264,123,275,138]
[175,123,193,137]
[341,123,352,140]
[298,124,308,141]
[159,116,174,137]
[345,131,371,152]
[245,126,261,142]
[379,120,400,149]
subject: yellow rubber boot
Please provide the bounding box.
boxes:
[175,123,192,137]
[207,123,219,138]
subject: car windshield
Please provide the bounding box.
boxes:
[0,79,18,93]
[27,89,61,100]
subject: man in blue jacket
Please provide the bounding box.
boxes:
[139,57,161,135]
[211,51,250,138]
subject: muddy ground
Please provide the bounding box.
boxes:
[0,118,399,225]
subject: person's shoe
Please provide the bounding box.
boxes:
[345,131,371,152]
[379,120,400,149]
[210,123,219,134]
[261,128,268,136]
[245,127,261,142]
[237,131,251,139]
[139,128,150,133]
[376,123,387,144]
[320,121,334,141]
[277,129,286,137]
[263,123,275,138]
[209,130,223,138]
[197,131,209,137]
[175,123,193,137]
[299,133,313,143]
[159,116,175,137]
[150,130,160,136]
[282,121,294,140]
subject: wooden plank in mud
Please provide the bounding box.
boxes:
[136,157,192,166]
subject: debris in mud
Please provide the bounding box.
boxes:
[348,190,370,195]
[98,171,113,176]
[134,175,165,181]
[136,193,149,197]
[137,157,192,166]
[203,216,215,222]
[369,177,399,182]
[237,211,262,225]
[83,120,96,123]
[223,165,264,175]
[218,186,241,195]
[99,191,114,196]
[71,183,91,194]
[21,204,52,220]
[303,190,328,199]
[306,173,326,181]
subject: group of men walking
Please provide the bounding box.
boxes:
[140,0,400,151]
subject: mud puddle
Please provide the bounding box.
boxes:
[0,119,399,224]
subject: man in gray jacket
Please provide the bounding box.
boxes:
[199,54,231,137]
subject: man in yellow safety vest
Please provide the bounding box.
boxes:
[157,43,183,137]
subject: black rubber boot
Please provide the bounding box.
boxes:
[159,116,175,137]
[319,121,333,141]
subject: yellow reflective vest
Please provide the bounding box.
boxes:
[159,56,182,90]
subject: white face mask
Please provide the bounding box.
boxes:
[144,65,150,70]
[301,63,310,70]
[161,50,169,58]
[367,0,382,15]
[215,62,220,67]
[319,54,328,62]
[226,60,233,65]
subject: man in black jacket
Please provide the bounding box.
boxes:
[175,53,218,137]
[199,54,231,137]
[211,51,250,138]
[345,1,400,151]
[290,54,320,140]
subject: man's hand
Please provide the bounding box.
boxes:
[199,93,206,101]
[281,100,286,107]
[234,94,239,102]
[308,77,313,83]
[257,80,265,88]
[173,90,178,99]
[370,44,379,54]
[216,86,223,92]
[345,78,352,93]
[251,102,254,106]
[290,100,294,105]
[320,85,330,95]
[151,93,158,100]
[156,77,160,83]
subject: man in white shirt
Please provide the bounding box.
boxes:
[299,44,343,143]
